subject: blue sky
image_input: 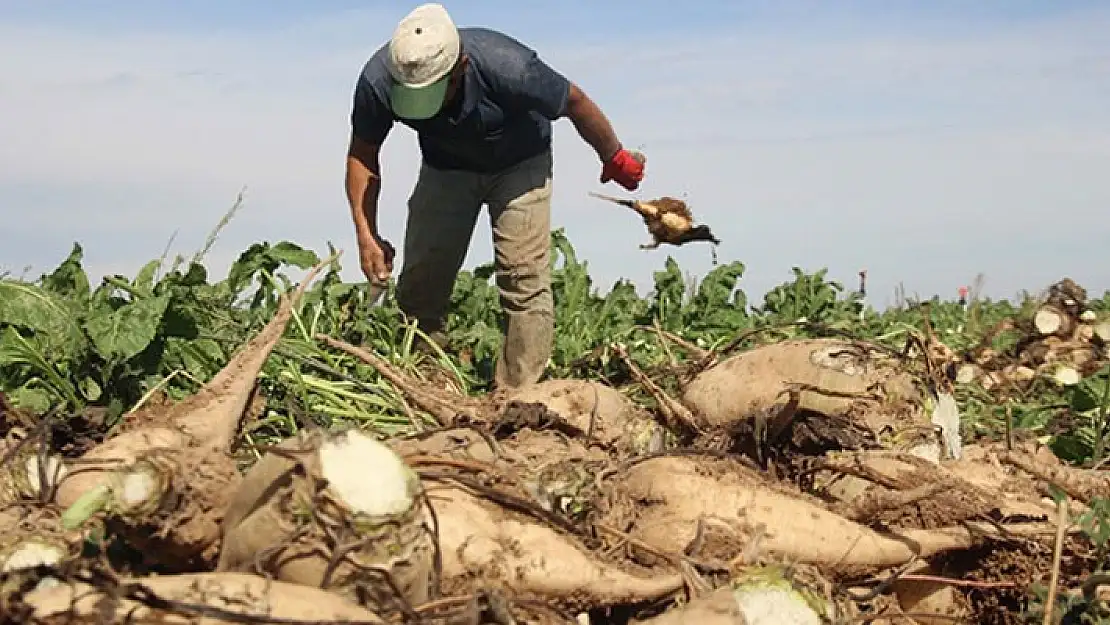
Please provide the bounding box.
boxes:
[2,1,1109,308]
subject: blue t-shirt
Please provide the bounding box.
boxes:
[351,27,572,173]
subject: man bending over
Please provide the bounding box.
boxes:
[345,3,644,389]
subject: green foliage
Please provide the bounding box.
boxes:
[2,229,1108,452]
[755,267,855,325]
[1050,364,1110,463]
[0,240,327,422]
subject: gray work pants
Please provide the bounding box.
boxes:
[394,149,554,389]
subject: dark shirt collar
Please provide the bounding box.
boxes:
[444,48,480,125]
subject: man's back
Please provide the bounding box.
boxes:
[352,27,571,173]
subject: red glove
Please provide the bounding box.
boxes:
[600,148,645,191]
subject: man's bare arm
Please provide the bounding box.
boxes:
[345,134,383,242]
[564,82,623,162]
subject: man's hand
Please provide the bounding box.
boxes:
[359,234,395,284]
[600,148,645,191]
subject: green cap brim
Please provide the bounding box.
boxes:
[390,75,450,120]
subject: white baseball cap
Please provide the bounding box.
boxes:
[387,3,461,120]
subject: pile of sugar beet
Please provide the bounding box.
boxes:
[2,260,1109,625]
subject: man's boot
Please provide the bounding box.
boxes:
[493,310,553,390]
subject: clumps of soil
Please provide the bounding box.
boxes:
[932,535,1097,625]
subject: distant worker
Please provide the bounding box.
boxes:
[343,3,644,390]
[958,286,969,307]
[854,269,868,320]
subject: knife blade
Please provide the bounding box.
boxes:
[365,239,396,307]
[366,281,388,306]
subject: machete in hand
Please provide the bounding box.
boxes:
[365,239,395,307]
[366,281,388,306]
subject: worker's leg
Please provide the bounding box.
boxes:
[395,162,484,343]
[486,149,555,389]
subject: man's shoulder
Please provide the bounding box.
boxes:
[460,27,539,75]
[459,26,532,49]
[357,42,393,90]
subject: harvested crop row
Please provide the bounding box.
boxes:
[0,254,337,572]
[217,421,686,615]
[954,278,1109,392]
[318,335,666,457]
[8,571,387,624]
[216,427,436,614]
[598,454,1062,574]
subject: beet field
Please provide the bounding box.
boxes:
[2,229,1109,624]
